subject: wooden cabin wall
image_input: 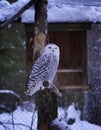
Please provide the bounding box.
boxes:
[49,31,86,86]
[83,24,101,125]
[49,31,87,109]
[49,31,83,69]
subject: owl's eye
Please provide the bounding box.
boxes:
[48,47,51,49]
[55,47,57,49]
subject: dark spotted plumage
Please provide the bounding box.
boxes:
[25,44,60,96]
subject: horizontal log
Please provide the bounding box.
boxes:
[57,69,82,73]
[48,22,91,31]
[59,85,89,90]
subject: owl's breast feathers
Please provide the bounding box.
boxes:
[27,53,58,86]
[26,53,59,96]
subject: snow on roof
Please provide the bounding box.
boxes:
[0,0,101,23]
[54,0,101,6]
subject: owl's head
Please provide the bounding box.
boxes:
[43,43,60,57]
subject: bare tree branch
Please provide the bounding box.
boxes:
[30,108,37,130]
[11,112,15,130]
[0,121,11,130]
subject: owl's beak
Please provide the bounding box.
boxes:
[52,49,54,52]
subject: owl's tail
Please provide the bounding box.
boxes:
[50,83,62,97]
[25,88,32,96]
[25,86,40,96]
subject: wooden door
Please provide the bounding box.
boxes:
[49,31,87,90]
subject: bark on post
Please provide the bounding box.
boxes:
[33,0,58,130]
[35,89,58,130]
[33,0,48,61]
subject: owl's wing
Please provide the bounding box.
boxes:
[27,54,51,90]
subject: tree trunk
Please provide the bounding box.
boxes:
[33,0,58,130]
[33,0,48,61]
[35,89,58,130]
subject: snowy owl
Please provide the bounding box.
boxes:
[25,43,61,96]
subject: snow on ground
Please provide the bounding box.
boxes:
[0,89,20,99]
[53,103,101,130]
[0,0,101,23]
[0,102,101,130]
[0,106,37,130]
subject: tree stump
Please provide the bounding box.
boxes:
[35,88,58,130]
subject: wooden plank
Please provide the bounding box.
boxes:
[59,85,89,90]
[81,31,87,84]
[48,22,91,31]
[57,69,82,73]
[24,22,91,32]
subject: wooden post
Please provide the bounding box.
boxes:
[33,0,58,130]
[33,0,48,61]
[35,89,58,130]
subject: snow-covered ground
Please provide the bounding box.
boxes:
[0,103,38,130]
[0,0,101,23]
[0,102,101,130]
